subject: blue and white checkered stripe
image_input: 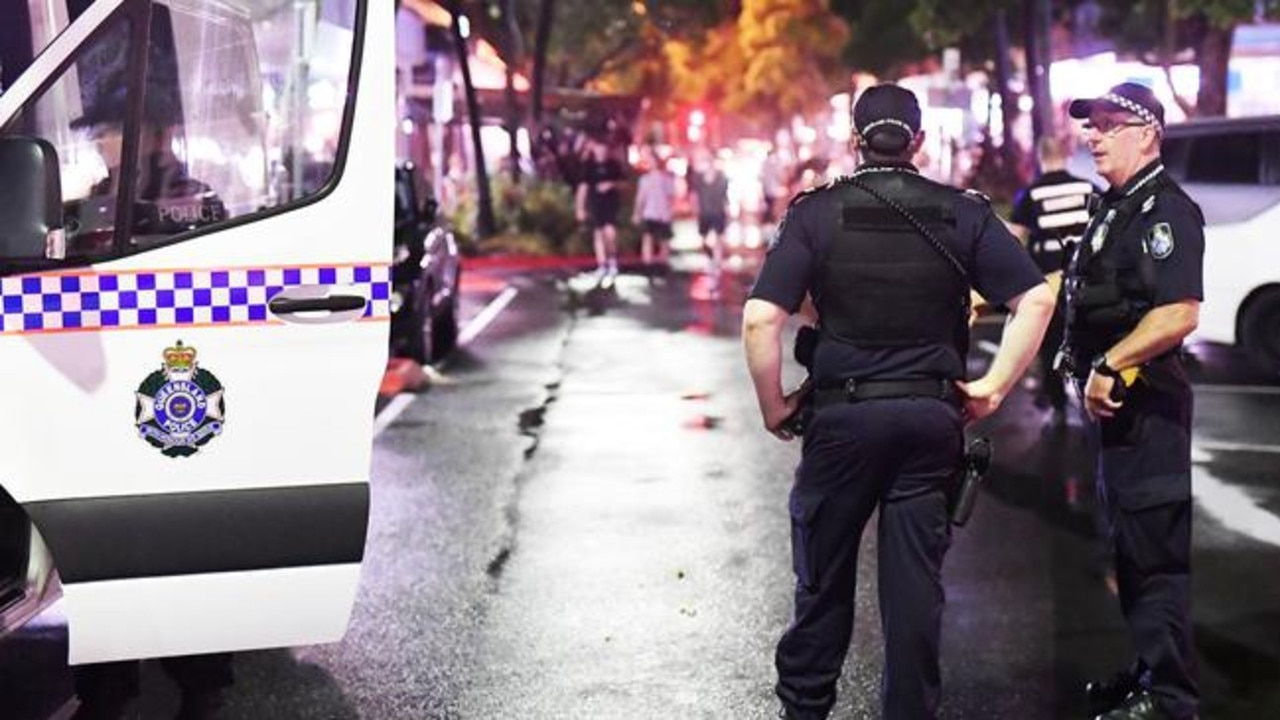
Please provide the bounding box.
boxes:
[0,264,391,334]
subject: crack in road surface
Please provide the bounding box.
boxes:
[485,315,575,584]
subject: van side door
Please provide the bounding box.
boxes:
[0,0,392,663]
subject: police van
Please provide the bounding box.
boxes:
[1161,115,1280,372]
[0,0,391,665]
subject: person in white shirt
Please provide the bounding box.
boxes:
[632,156,677,271]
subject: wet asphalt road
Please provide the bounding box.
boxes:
[4,250,1280,719]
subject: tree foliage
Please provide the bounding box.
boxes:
[733,0,851,122]
[617,0,850,127]
[832,0,1028,78]
[830,0,931,76]
[908,0,1021,55]
[1091,0,1280,116]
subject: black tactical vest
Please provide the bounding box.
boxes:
[814,171,971,363]
[1064,170,1200,360]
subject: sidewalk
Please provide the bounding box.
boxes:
[459,217,771,278]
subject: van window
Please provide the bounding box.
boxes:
[128,0,359,248]
[1184,131,1261,184]
[1262,130,1280,185]
[2,0,361,262]
[4,17,134,260]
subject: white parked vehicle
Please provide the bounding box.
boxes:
[0,0,391,664]
[1161,115,1280,372]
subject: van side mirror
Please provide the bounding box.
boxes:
[0,137,65,260]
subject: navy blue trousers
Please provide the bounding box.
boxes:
[776,398,963,720]
[1105,499,1199,719]
[1088,371,1199,720]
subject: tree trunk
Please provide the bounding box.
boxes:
[531,0,555,128]
[505,63,522,183]
[993,9,1019,171]
[1196,23,1233,117]
[449,0,496,239]
[1161,0,1197,118]
[503,0,523,184]
[1024,0,1055,154]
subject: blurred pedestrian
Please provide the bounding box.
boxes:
[575,135,625,283]
[743,84,1054,720]
[1010,135,1097,425]
[689,154,730,291]
[633,154,676,274]
[1062,82,1204,720]
[760,149,786,225]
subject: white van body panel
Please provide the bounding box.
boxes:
[63,565,362,663]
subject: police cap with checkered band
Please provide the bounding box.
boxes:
[1068,82,1165,132]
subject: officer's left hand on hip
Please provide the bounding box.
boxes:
[765,383,811,441]
[1085,371,1124,419]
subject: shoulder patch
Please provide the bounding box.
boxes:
[1159,185,1206,227]
[1145,222,1175,260]
[786,184,825,208]
[961,189,991,205]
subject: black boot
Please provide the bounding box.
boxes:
[1095,690,1172,719]
[1086,664,1142,716]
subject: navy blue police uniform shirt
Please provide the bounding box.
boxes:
[749,163,1045,384]
[1100,161,1205,310]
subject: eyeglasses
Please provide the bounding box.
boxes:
[1081,119,1149,136]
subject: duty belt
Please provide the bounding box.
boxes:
[812,378,960,408]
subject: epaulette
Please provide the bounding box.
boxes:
[787,184,828,208]
[961,189,992,205]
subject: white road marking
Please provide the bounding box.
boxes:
[1193,469,1280,548]
[373,285,518,435]
[457,286,519,347]
[372,393,416,438]
[1194,440,1280,456]
[1192,384,1280,396]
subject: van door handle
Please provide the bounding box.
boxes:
[267,286,368,324]
[268,295,367,314]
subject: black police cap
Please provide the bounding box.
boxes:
[854,84,922,154]
[1068,82,1165,131]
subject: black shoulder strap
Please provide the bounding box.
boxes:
[841,176,969,283]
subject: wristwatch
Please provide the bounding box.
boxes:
[1090,354,1122,380]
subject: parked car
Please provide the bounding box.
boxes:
[391,165,461,364]
[1161,115,1280,372]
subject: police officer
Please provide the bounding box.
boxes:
[743,84,1055,720]
[1062,83,1204,720]
[1010,136,1097,423]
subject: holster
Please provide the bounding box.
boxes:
[948,437,992,527]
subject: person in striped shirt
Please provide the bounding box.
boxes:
[1011,136,1098,423]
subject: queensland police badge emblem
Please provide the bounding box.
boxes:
[1146,222,1175,260]
[134,341,225,457]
